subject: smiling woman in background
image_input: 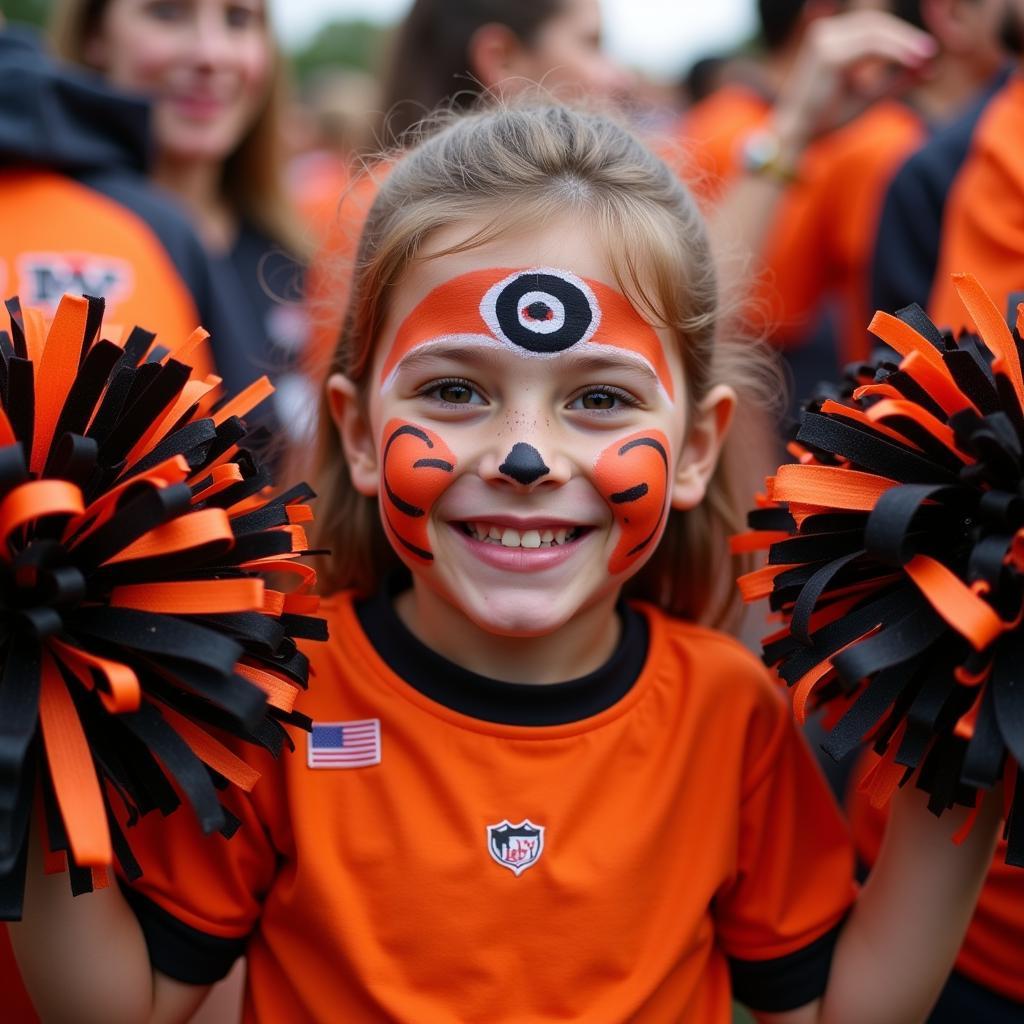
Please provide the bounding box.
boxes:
[50,0,311,432]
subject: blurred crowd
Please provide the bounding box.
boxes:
[1,0,1022,1021]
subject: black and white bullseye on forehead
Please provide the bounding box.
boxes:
[481,269,601,353]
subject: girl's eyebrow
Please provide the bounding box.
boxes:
[391,340,664,387]
[391,340,506,377]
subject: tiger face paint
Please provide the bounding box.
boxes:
[380,419,457,563]
[380,267,675,402]
[594,430,671,575]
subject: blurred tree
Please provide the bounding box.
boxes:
[290,19,390,85]
[2,0,52,30]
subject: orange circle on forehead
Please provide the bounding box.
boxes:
[380,267,675,400]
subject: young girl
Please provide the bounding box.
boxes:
[10,104,1002,1023]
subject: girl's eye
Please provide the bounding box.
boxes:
[569,387,638,412]
[422,380,486,406]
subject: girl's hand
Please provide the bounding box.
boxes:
[769,9,937,169]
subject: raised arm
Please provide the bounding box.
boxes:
[758,778,1002,1024]
[710,10,937,301]
[8,825,209,1024]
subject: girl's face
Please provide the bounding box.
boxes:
[86,0,272,163]
[331,218,732,638]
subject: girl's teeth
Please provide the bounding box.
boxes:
[466,523,580,546]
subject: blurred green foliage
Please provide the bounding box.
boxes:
[2,0,51,29]
[289,19,390,85]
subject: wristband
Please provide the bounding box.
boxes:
[739,131,801,185]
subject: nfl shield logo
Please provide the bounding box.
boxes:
[487,819,545,876]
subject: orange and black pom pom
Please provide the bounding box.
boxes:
[0,294,323,918]
[737,274,1024,867]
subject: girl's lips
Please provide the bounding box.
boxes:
[450,522,590,572]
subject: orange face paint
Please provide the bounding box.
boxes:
[593,430,671,574]
[380,267,675,400]
[380,419,457,563]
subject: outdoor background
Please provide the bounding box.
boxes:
[4,0,758,89]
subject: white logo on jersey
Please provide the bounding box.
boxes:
[17,253,134,311]
[487,819,544,876]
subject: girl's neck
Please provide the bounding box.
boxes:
[153,155,237,253]
[394,584,622,685]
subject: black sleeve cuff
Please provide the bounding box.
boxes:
[729,920,844,1012]
[120,883,248,985]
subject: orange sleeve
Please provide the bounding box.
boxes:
[116,744,281,984]
[928,79,1024,334]
[714,687,856,964]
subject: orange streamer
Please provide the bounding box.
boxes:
[0,480,83,548]
[50,638,140,713]
[110,579,264,615]
[904,555,1004,651]
[31,294,90,473]
[103,508,233,565]
[770,463,897,510]
[38,651,112,867]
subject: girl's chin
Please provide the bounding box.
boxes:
[443,578,610,639]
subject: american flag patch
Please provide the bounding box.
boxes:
[307,719,381,769]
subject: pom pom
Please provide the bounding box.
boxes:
[737,274,1024,866]
[0,294,324,918]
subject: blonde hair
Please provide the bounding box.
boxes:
[49,0,308,259]
[314,103,782,629]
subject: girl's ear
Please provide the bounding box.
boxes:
[670,384,737,510]
[327,373,379,497]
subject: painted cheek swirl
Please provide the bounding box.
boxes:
[594,430,671,575]
[380,419,457,564]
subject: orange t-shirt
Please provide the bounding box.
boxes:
[848,751,1024,1003]
[929,76,1024,332]
[0,170,211,377]
[117,592,855,1022]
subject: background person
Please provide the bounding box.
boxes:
[50,0,312,436]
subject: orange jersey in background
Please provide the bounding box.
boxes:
[119,593,855,1023]
[0,170,212,378]
[303,168,384,386]
[929,76,1024,331]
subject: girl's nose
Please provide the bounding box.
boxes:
[499,443,548,485]
[480,441,572,489]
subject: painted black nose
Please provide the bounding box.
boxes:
[499,443,549,485]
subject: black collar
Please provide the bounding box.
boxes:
[354,576,648,727]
